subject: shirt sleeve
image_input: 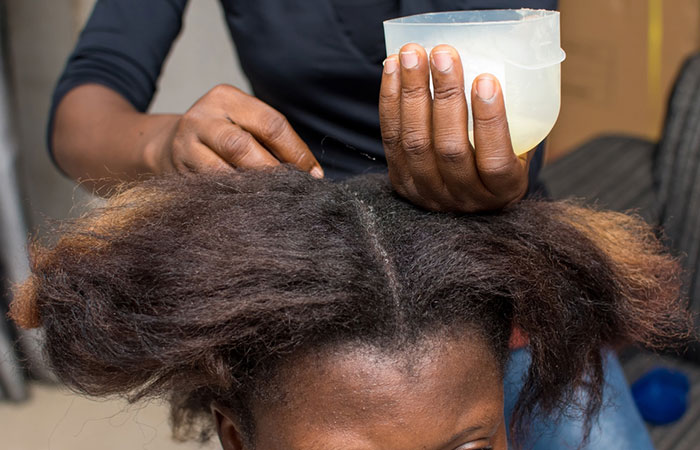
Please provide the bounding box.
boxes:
[47,0,190,161]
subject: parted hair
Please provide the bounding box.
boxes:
[10,168,692,447]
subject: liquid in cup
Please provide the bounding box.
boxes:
[384,9,566,155]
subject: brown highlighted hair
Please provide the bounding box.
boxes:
[10,168,693,446]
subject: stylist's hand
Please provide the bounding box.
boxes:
[152,84,324,178]
[380,44,530,212]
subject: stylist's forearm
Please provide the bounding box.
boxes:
[52,84,179,192]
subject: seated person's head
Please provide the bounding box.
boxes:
[11,168,691,450]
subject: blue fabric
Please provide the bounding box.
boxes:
[504,348,655,450]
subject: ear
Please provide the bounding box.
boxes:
[211,402,246,450]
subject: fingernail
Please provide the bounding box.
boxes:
[432,51,453,72]
[384,57,398,74]
[400,51,418,69]
[311,166,324,179]
[476,75,496,101]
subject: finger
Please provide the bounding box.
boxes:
[226,94,323,177]
[380,54,411,190]
[199,119,281,169]
[178,141,236,174]
[471,74,528,200]
[398,43,441,196]
[429,45,489,203]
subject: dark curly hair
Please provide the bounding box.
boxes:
[10,168,692,448]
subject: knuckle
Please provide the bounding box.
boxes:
[474,112,507,130]
[182,105,211,128]
[217,128,254,159]
[381,130,402,150]
[208,83,236,98]
[401,84,430,101]
[178,109,199,128]
[433,84,464,102]
[436,146,467,164]
[379,89,400,106]
[478,155,519,176]
[229,143,255,166]
[402,131,432,156]
[260,111,289,143]
[434,138,468,163]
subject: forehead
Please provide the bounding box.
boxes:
[252,333,503,450]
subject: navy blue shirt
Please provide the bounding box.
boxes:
[50,0,557,183]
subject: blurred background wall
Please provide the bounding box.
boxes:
[549,0,700,160]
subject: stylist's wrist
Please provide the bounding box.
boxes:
[141,114,182,175]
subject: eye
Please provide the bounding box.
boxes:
[453,444,493,450]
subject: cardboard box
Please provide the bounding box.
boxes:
[547,0,700,161]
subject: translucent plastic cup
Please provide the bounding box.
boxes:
[384,9,566,155]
